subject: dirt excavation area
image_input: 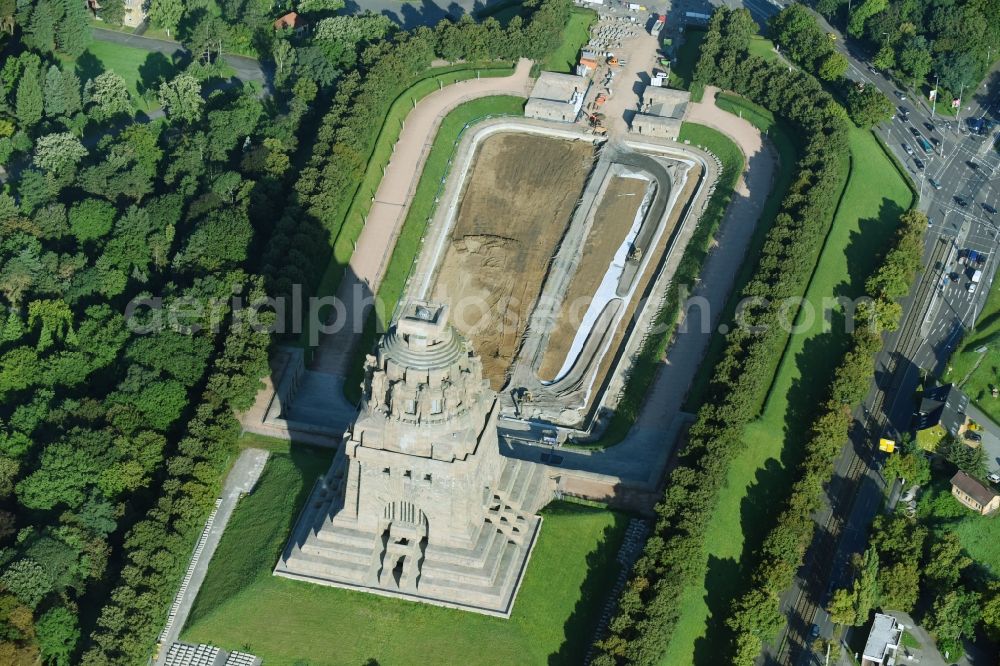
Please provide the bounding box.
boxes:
[537,175,648,382]
[431,133,594,389]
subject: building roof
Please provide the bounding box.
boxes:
[632,114,682,131]
[530,71,588,103]
[913,383,968,436]
[951,470,999,507]
[274,11,305,30]
[641,86,690,119]
[862,613,902,663]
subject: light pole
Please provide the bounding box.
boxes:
[931,72,939,121]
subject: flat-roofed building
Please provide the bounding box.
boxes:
[630,86,691,140]
[525,72,589,123]
[861,613,902,666]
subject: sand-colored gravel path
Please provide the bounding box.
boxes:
[311,59,533,376]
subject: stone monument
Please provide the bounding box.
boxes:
[275,302,553,617]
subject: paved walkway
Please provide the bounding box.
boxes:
[311,59,534,376]
[154,448,269,664]
[506,86,778,485]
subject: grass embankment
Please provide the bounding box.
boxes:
[342,95,526,402]
[661,125,913,665]
[946,279,1000,424]
[591,123,743,447]
[302,63,516,349]
[541,7,597,73]
[182,445,628,664]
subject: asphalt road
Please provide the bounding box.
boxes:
[93,27,271,92]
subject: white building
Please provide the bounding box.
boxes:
[862,613,902,666]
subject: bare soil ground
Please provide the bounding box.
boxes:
[432,133,594,389]
[537,175,648,381]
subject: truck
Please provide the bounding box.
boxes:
[917,136,933,153]
[972,269,983,284]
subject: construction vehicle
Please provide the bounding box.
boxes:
[607,55,619,66]
[588,113,607,134]
[594,93,608,106]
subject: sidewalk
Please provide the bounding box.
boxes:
[154,448,269,663]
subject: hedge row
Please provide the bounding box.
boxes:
[592,8,853,664]
[727,207,927,664]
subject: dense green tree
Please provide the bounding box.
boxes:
[23,0,56,53]
[924,532,971,593]
[847,85,894,127]
[68,198,116,242]
[847,0,887,37]
[85,71,131,120]
[0,559,52,608]
[56,0,90,57]
[158,74,203,123]
[32,132,87,173]
[148,0,183,36]
[818,51,848,80]
[315,13,394,48]
[872,44,895,70]
[925,589,980,658]
[35,605,78,666]
[296,0,344,13]
[15,61,43,128]
[879,561,920,612]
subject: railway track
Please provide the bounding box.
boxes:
[774,236,950,665]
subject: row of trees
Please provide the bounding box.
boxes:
[592,8,853,664]
[726,207,928,664]
[769,5,894,128]
[814,0,1000,95]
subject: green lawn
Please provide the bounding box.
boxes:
[661,127,914,664]
[342,94,526,403]
[182,447,628,665]
[65,40,160,110]
[303,63,516,351]
[748,36,778,61]
[541,7,596,73]
[945,279,1000,424]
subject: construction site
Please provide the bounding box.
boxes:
[402,108,714,440]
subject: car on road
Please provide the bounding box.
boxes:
[924,122,936,132]
[898,105,910,118]
[955,196,969,207]
[914,158,925,170]
[895,90,907,100]
[903,144,914,156]
[809,624,821,640]
[929,177,942,190]
[985,203,998,215]
[989,472,1000,484]
[969,282,978,293]
[868,64,878,74]
[910,127,921,137]
[965,430,983,442]
[949,271,960,282]
[931,136,940,146]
